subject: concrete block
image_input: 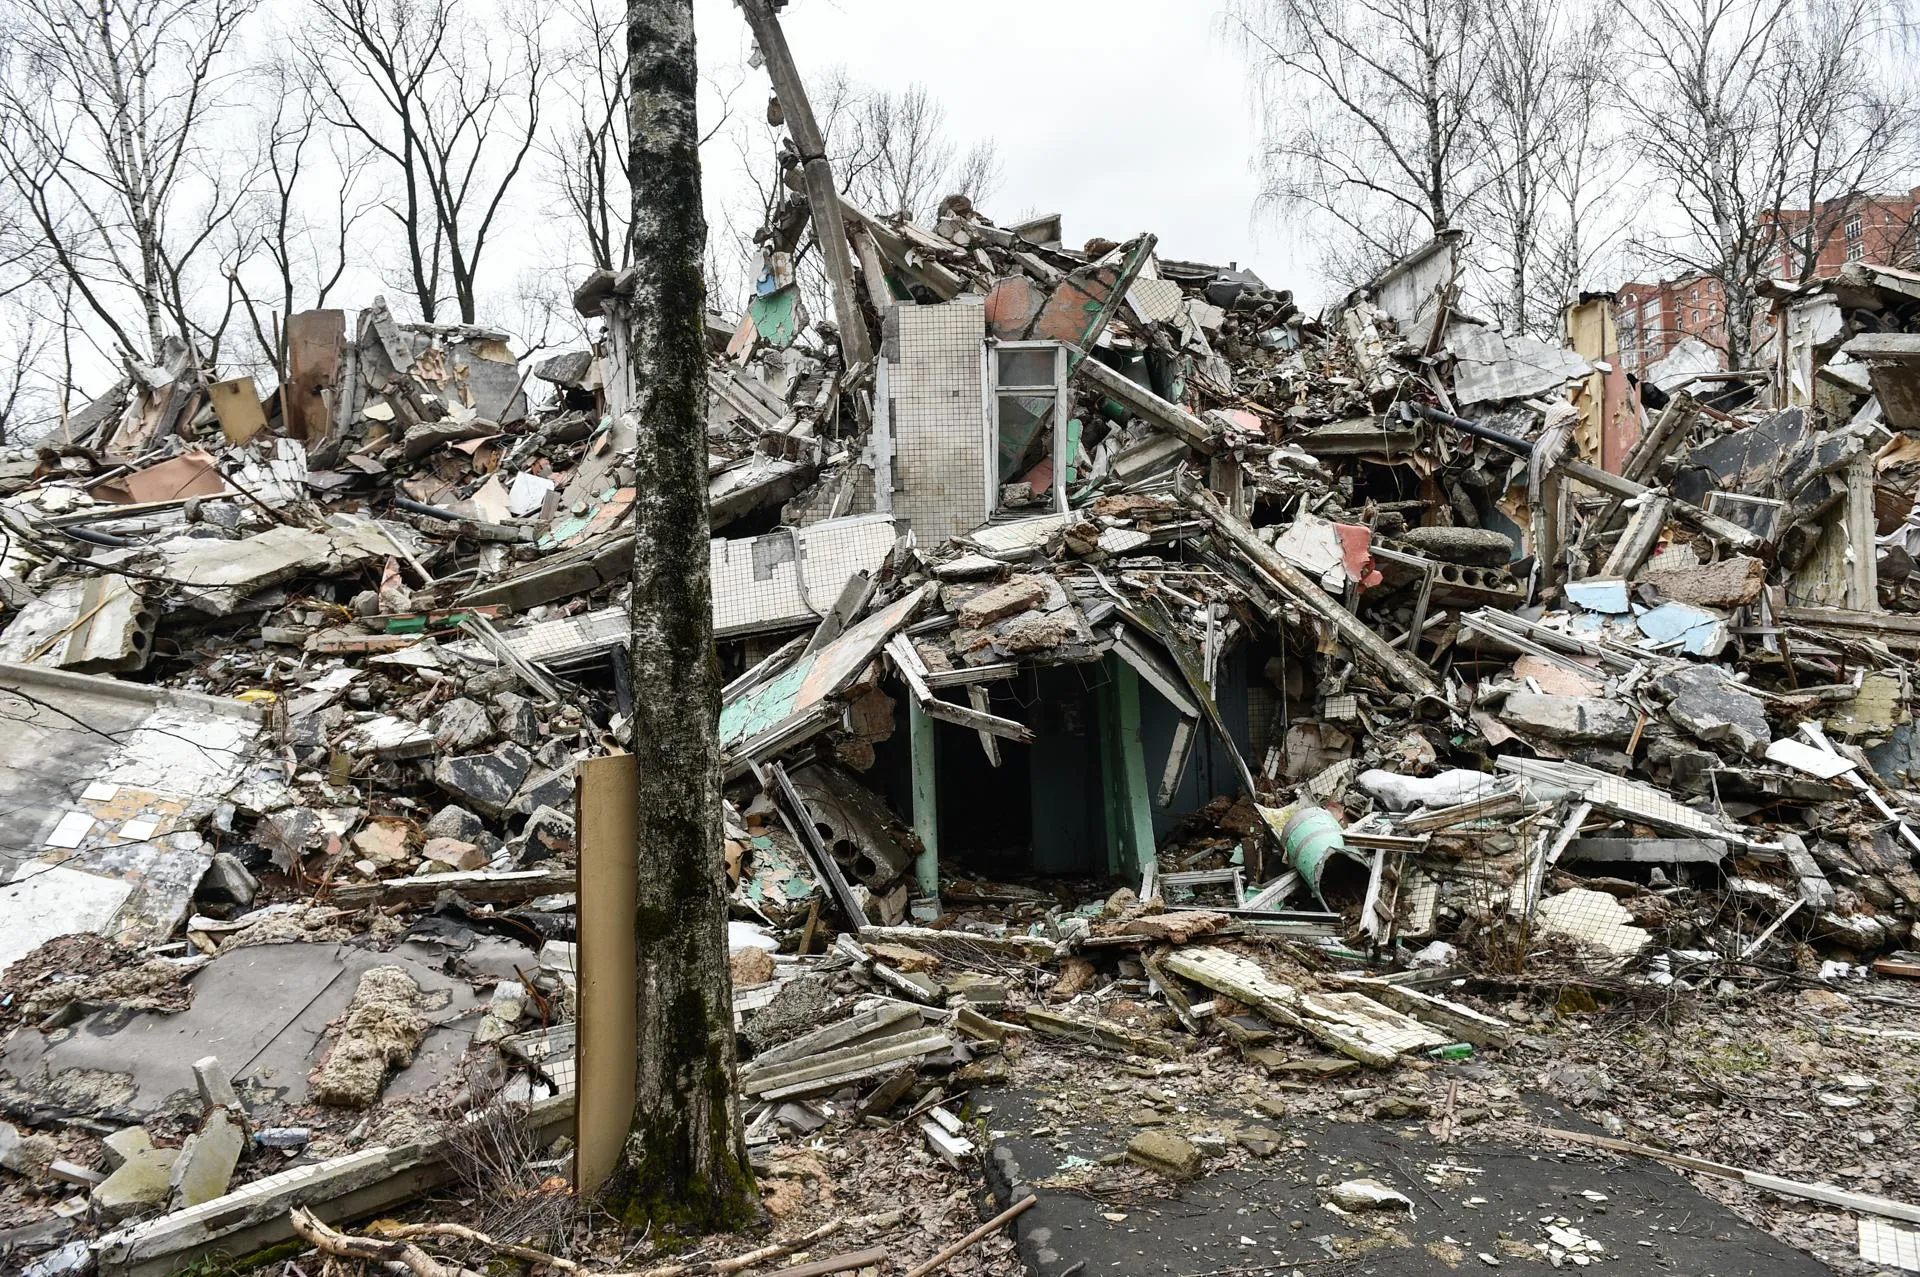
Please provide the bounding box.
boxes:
[1127,1129,1202,1179]
[168,1110,242,1208]
[192,1057,240,1112]
[1499,691,1637,743]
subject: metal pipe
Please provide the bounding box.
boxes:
[1409,403,1535,455]
[393,496,461,522]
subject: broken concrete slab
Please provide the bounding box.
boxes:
[167,1108,241,1207]
[428,697,496,752]
[1639,554,1767,608]
[953,576,1051,628]
[255,807,325,871]
[0,942,483,1124]
[431,744,535,818]
[336,714,435,760]
[512,761,574,816]
[0,576,156,674]
[1127,1129,1202,1179]
[0,1120,56,1179]
[1658,665,1771,756]
[712,515,897,640]
[156,518,393,615]
[421,837,485,871]
[0,665,262,965]
[92,1128,177,1222]
[1449,325,1592,405]
[424,804,487,843]
[1535,888,1652,959]
[1163,947,1447,1068]
[1499,691,1638,743]
[1399,525,1514,566]
[192,1057,240,1113]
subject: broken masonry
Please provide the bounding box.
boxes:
[4,60,1920,1277]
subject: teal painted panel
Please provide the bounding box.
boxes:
[720,661,808,748]
[749,284,804,348]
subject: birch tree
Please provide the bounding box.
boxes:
[612,0,757,1235]
[1624,0,1914,365]
[1471,0,1619,336]
[0,0,259,364]
[1228,0,1490,285]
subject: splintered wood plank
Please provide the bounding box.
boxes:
[1163,947,1447,1068]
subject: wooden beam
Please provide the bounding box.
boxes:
[886,634,1033,743]
[736,1,873,367]
[966,684,1003,766]
[1559,458,1761,550]
[1022,1007,1182,1058]
[326,867,574,908]
[1071,350,1216,453]
[1535,1126,1920,1225]
[1180,479,1441,698]
[1846,455,1879,610]
[1599,494,1671,579]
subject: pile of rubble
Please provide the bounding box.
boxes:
[2,178,1920,1275]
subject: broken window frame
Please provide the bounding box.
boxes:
[986,340,1070,516]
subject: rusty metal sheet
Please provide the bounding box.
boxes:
[285,310,345,445]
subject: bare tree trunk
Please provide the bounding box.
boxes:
[610,0,757,1237]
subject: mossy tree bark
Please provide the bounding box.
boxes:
[609,0,758,1236]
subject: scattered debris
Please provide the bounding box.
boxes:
[0,42,1916,1277]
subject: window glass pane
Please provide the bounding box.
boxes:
[997,392,1053,482]
[998,348,1056,387]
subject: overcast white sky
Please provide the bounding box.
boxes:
[688,0,1313,303]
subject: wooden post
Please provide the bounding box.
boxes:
[1209,455,1246,519]
[735,0,875,368]
[1534,470,1563,593]
[908,698,940,897]
[1846,455,1879,610]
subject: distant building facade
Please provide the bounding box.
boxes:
[1612,190,1920,375]
[1614,274,1725,375]
[1759,187,1920,280]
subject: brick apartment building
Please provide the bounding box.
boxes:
[1614,275,1725,375]
[1614,188,1920,375]
[1760,187,1920,279]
